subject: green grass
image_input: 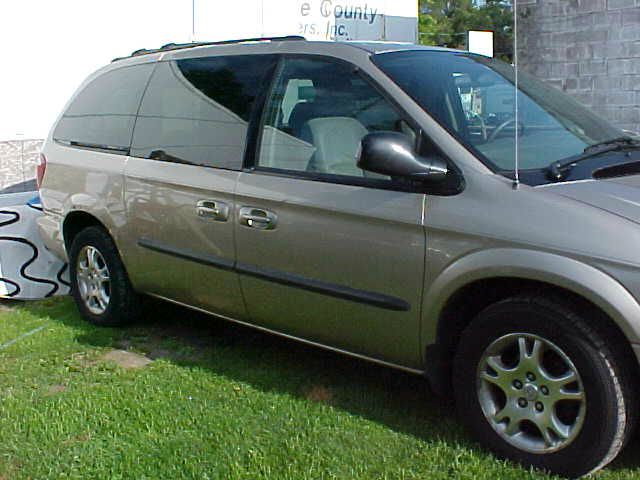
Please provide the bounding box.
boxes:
[0,298,639,479]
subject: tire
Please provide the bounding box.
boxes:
[69,226,140,327]
[453,294,636,478]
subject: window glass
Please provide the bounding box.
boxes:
[131,55,276,169]
[53,64,154,151]
[258,57,414,178]
[373,51,622,175]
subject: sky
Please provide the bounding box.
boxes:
[0,0,193,141]
[0,0,418,142]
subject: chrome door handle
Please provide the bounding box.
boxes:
[196,200,229,221]
[239,207,277,230]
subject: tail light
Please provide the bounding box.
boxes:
[36,153,47,190]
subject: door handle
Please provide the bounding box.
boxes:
[239,207,277,230]
[196,200,229,221]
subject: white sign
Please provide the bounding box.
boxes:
[468,30,494,57]
[0,194,69,300]
[194,0,418,43]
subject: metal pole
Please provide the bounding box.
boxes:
[513,0,520,189]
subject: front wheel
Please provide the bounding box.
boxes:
[69,226,140,326]
[453,295,636,477]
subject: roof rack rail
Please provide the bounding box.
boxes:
[112,35,306,62]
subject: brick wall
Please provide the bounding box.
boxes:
[0,140,43,191]
[518,0,640,133]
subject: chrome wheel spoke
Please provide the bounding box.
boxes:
[554,370,577,387]
[480,371,503,388]
[504,417,522,437]
[493,403,514,423]
[97,268,110,282]
[548,413,570,440]
[556,389,584,402]
[536,413,570,448]
[482,356,517,392]
[98,288,109,308]
[540,426,555,448]
[87,247,98,270]
[96,294,106,310]
[517,337,528,363]
[529,338,544,364]
[87,293,96,307]
[545,371,583,403]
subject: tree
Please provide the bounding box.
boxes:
[419,0,513,59]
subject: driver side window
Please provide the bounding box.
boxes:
[257,57,415,178]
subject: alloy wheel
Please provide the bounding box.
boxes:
[76,245,111,315]
[476,333,586,453]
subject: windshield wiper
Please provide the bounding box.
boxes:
[546,136,640,181]
[584,136,640,153]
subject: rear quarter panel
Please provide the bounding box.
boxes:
[39,140,128,255]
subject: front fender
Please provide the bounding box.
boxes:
[422,248,640,354]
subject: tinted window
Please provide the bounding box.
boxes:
[257,57,414,178]
[53,64,154,152]
[373,51,622,176]
[131,55,276,169]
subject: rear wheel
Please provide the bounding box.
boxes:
[69,226,140,326]
[453,295,636,477]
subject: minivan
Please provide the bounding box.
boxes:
[37,36,640,477]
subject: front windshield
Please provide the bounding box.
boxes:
[373,50,623,175]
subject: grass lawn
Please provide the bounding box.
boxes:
[1,298,640,479]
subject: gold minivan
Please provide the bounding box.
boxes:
[38,37,640,477]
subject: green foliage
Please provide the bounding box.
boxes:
[419,0,513,58]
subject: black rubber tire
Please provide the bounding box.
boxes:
[69,226,140,327]
[453,295,636,478]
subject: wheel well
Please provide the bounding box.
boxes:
[428,277,640,396]
[62,211,106,253]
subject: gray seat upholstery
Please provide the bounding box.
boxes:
[305,117,368,176]
[288,80,355,139]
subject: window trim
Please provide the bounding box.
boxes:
[243,53,463,196]
[54,139,130,156]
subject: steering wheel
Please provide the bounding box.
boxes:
[468,112,487,142]
[488,118,524,142]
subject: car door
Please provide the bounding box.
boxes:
[234,56,426,368]
[122,54,276,318]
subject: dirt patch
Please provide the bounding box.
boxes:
[62,433,91,446]
[0,301,15,312]
[100,349,152,369]
[303,384,334,404]
[45,384,66,396]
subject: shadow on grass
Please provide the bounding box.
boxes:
[14,296,640,474]
[18,298,467,445]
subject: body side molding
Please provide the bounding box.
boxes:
[138,238,410,311]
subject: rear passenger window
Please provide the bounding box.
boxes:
[53,64,154,152]
[131,55,276,169]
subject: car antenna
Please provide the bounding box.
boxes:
[513,0,520,190]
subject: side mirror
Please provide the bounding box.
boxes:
[357,132,448,181]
